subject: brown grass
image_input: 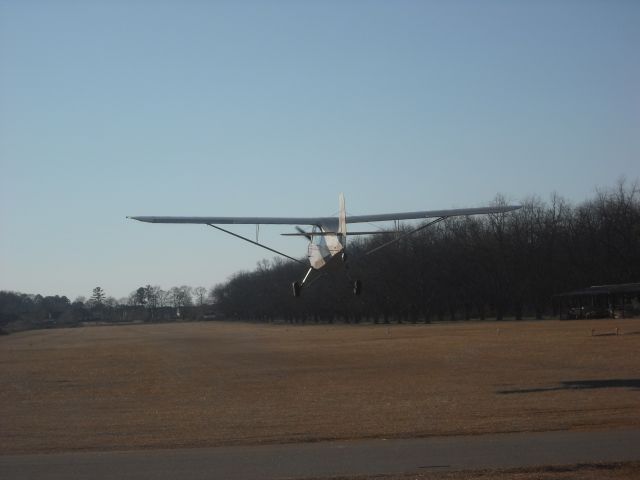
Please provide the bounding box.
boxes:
[1,319,639,454]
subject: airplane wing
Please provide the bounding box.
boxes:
[127,216,334,225]
[128,205,520,226]
[345,205,521,224]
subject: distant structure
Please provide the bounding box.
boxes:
[554,283,640,319]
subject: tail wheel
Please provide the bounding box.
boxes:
[292,281,302,297]
[353,280,362,296]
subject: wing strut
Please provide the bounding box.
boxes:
[206,224,307,265]
[360,216,447,258]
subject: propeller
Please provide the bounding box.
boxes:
[296,226,312,241]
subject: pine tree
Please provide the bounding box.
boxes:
[91,286,105,305]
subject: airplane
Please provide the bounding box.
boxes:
[128,194,520,297]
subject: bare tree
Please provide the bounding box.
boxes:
[194,287,207,307]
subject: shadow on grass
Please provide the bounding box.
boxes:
[498,379,640,394]
[593,330,640,336]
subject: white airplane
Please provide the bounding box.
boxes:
[129,194,520,296]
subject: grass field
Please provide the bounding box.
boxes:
[1,319,639,455]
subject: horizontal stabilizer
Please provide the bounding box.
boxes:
[282,231,404,236]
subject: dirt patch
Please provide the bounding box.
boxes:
[1,319,639,454]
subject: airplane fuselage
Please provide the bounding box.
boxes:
[307,228,345,270]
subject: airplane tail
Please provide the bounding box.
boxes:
[338,193,347,237]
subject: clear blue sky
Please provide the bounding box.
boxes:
[1,0,638,300]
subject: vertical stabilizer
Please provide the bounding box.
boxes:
[338,193,347,237]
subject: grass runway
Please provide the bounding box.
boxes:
[1,319,639,455]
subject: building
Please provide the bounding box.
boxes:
[554,283,640,319]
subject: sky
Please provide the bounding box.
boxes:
[1,0,638,301]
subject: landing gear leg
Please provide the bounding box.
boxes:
[292,267,314,297]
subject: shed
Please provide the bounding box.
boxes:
[553,283,640,319]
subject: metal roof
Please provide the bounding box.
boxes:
[554,282,640,297]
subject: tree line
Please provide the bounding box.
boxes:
[1,180,638,332]
[0,285,214,332]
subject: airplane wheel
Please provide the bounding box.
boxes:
[353,280,362,296]
[292,281,302,297]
